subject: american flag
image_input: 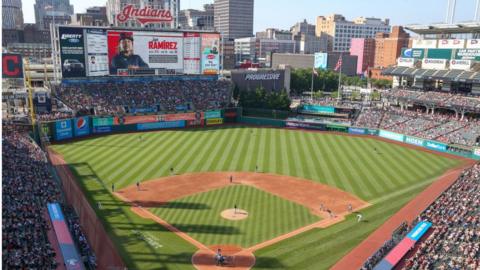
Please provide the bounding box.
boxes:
[334,55,343,72]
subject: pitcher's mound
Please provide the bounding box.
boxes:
[221,209,249,221]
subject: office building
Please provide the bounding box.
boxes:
[71,6,109,26]
[214,0,254,39]
[316,14,390,52]
[34,0,74,30]
[350,38,375,75]
[179,4,214,30]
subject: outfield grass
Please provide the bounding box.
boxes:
[51,126,461,269]
[151,185,320,247]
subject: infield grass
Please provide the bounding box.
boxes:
[51,126,462,269]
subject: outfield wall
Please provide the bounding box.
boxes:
[47,150,126,270]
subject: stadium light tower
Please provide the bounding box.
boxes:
[475,0,480,21]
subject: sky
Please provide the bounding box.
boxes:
[22,0,474,31]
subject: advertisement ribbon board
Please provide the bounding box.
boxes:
[59,27,86,78]
[74,116,90,137]
[55,119,73,140]
[206,118,223,125]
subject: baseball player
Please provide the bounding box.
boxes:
[357,213,363,222]
[136,181,140,191]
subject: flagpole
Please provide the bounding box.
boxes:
[337,54,342,104]
[311,68,314,101]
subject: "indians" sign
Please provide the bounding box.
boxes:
[117,5,173,25]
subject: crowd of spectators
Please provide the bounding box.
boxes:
[2,126,96,269]
[361,222,410,270]
[362,164,479,270]
[385,89,480,109]
[354,107,480,146]
[64,206,97,269]
[55,80,232,116]
[399,164,480,270]
[2,129,60,269]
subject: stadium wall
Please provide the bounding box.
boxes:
[47,149,126,269]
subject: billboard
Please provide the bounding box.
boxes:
[379,130,404,142]
[74,116,90,137]
[412,39,437,49]
[206,118,223,125]
[455,49,480,61]
[450,60,473,70]
[348,127,366,135]
[473,148,480,158]
[2,54,23,78]
[183,33,201,74]
[314,53,328,69]
[164,112,203,121]
[205,110,222,119]
[85,28,109,76]
[116,5,173,26]
[137,120,186,131]
[426,49,453,60]
[401,48,425,59]
[438,39,465,49]
[55,119,73,140]
[201,33,220,75]
[422,58,447,70]
[405,136,424,147]
[425,141,447,152]
[108,31,184,75]
[397,57,415,67]
[59,27,86,78]
[467,39,480,49]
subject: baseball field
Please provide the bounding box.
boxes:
[51,126,462,269]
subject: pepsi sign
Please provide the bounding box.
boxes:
[74,116,90,137]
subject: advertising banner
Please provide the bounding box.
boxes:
[466,39,480,49]
[397,57,415,67]
[422,58,447,70]
[401,48,425,59]
[348,127,366,135]
[55,119,73,140]
[412,39,437,49]
[201,33,220,75]
[407,221,432,241]
[93,126,112,134]
[206,118,223,125]
[47,203,85,270]
[117,115,159,125]
[405,136,424,147]
[450,59,473,70]
[85,28,109,76]
[224,111,237,118]
[186,119,204,127]
[127,106,158,114]
[137,120,186,131]
[379,130,404,142]
[74,116,90,137]
[425,141,447,152]
[473,148,480,158]
[366,129,378,136]
[426,49,453,60]
[183,33,201,74]
[301,105,335,114]
[108,31,184,75]
[59,27,86,78]
[205,110,221,119]
[438,39,465,49]
[314,53,328,69]
[454,49,480,61]
[2,53,23,78]
[164,112,203,121]
[286,121,326,131]
[93,117,114,127]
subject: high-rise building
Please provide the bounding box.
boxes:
[290,19,316,37]
[179,4,214,30]
[350,38,375,75]
[316,14,390,52]
[256,28,292,40]
[106,0,179,29]
[214,0,254,39]
[374,26,410,68]
[234,37,296,66]
[34,0,74,30]
[3,0,24,30]
[71,6,109,26]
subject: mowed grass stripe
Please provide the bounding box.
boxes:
[262,129,273,173]
[309,133,337,187]
[285,130,301,177]
[380,145,427,185]
[302,132,328,182]
[175,130,214,173]
[109,132,186,185]
[102,132,179,182]
[65,134,132,164]
[189,129,226,172]
[212,128,243,171]
[297,131,322,182]
[321,135,356,194]
[268,129,277,173]
[330,136,372,198]
[293,131,316,181]
[256,129,268,172]
[200,128,235,172]
[225,128,250,171]
[278,129,291,176]
[240,128,257,172]
[342,138,386,197]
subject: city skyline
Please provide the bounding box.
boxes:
[21,0,474,32]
